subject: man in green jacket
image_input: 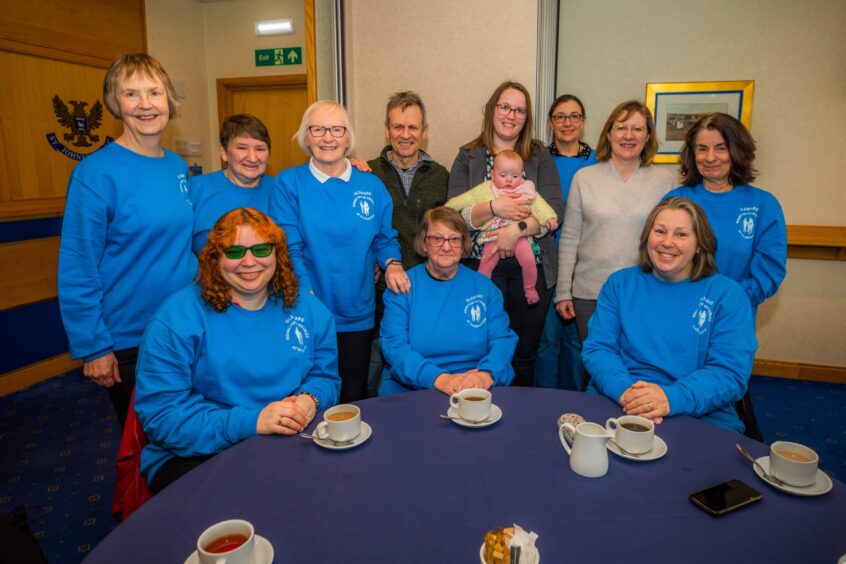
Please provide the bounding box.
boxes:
[366,91,448,395]
[367,91,448,270]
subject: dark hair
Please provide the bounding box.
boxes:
[414,207,472,258]
[595,100,658,165]
[219,114,271,151]
[463,81,541,162]
[638,197,717,281]
[547,94,587,144]
[548,94,586,119]
[198,208,298,312]
[679,113,757,186]
[103,53,180,119]
[385,91,427,128]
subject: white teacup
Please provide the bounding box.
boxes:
[197,519,255,564]
[449,388,491,422]
[605,415,654,454]
[769,441,819,487]
[315,404,361,442]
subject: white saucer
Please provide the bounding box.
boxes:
[185,534,274,564]
[313,421,372,450]
[607,435,667,462]
[753,456,833,496]
[479,542,540,563]
[447,404,503,428]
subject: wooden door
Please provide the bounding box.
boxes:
[217,75,310,176]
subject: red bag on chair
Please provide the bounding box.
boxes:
[112,390,152,521]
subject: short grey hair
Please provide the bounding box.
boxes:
[293,100,355,156]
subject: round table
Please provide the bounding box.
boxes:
[85,387,846,563]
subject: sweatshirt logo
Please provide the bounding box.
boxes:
[692,296,714,335]
[353,191,375,220]
[178,173,192,206]
[285,315,310,353]
[464,294,487,328]
[735,207,758,240]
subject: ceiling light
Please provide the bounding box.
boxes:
[255,19,293,36]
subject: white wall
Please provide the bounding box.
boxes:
[558,0,846,366]
[344,0,538,168]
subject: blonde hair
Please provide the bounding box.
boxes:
[103,53,180,119]
[595,100,658,165]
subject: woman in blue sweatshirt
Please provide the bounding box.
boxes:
[379,207,517,396]
[583,198,757,433]
[134,208,340,492]
[189,114,275,255]
[666,113,786,311]
[58,54,195,428]
[270,101,409,403]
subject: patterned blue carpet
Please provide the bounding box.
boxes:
[0,371,842,563]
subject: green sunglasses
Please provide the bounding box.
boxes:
[223,243,274,259]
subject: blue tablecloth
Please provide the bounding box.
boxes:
[85,387,846,563]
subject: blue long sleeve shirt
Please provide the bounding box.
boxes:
[378,264,517,395]
[269,163,401,331]
[188,170,274,255]
[134,285,340,481]
[58,143,196,360]
[583,266,757,433]
[666,184,787,308]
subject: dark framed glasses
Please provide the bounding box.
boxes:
[223,243,274,259]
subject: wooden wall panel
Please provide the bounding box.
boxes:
[0,237,60,310]
[0,51,124,219]
[0,0,146,67]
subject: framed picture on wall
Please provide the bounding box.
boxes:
[645,81,754,164]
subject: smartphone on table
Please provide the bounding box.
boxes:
[689,479,762,516]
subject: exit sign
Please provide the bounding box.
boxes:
[255,48,302,67]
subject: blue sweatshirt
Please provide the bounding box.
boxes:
[665,184,787,308]
[378,264,517,395]
[583,266,757,433]
[269,163,401,331]
[135,285,340,481]
[58,143,196,360]
[552,149,597,246]
[189,170,274,255]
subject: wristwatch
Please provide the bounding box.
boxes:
[517,220,528,233]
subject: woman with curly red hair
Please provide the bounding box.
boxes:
[134,208,340,493]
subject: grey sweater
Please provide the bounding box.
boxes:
[555,160,677,301]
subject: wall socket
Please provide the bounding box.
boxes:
[174,137,202,157]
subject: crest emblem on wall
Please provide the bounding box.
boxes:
[46,96,112,161]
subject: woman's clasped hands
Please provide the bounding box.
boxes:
[619,381,669,424]
[256,395,317,435]
[434,369,493,395]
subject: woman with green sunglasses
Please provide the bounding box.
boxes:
[134,207,340,493]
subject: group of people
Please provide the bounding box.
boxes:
[58,53,787,492]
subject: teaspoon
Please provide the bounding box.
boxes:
[736,443,787,486]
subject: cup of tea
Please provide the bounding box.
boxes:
[197,519,254,564]
[605,415,654,454]
[449,388,491,422]
[769,441,819,486]
[315,404,361,442]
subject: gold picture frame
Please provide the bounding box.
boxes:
[645,80,754,164]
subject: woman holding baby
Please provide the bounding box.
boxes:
[447,81,564,388]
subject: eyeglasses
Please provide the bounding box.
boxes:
[611,124,647,136]
[223,243,274,259]
[307,125,347,138]
[425,235,463,248]
[495,103,528,120]
[551,112,583,124]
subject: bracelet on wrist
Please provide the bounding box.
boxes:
[489,200,495,216]
[299,392,319,411]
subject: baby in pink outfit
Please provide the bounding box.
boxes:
[477,151,558,303]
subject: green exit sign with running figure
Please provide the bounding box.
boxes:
[255,48,303,67]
